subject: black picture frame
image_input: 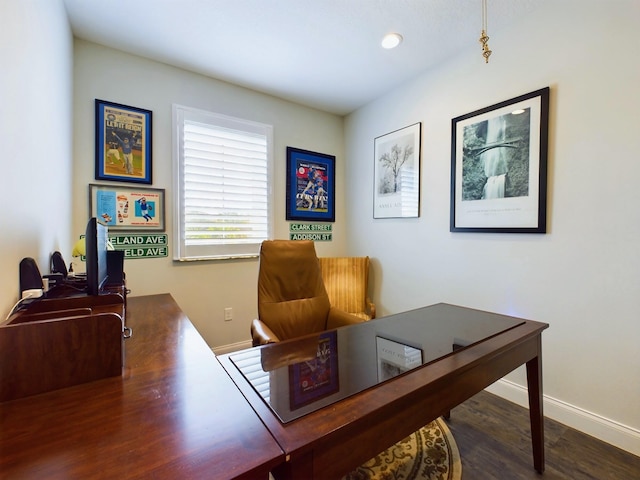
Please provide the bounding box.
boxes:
[286,147,335,222]
[95,99,152,184]
[89,183,165,231]
[450,87,550,233]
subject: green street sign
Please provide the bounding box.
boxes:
[289,223,333,241]
[122,246,168,259]
[289,223,332,232]
[109,234,168,259]
[289,232,332,241]
[109,234,168,247]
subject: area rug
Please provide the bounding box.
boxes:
[342,417,462,480]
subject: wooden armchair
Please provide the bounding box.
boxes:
[250,240,366,347]
[319,256,375,320]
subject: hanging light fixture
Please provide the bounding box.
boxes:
[479,0,492,63]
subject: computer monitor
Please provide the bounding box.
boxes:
[85,217,109,296]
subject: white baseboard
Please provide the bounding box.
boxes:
[212,339,252,356]
[485,379,640,457]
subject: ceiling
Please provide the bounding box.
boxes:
[62,0,541,116]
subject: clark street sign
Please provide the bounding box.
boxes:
[289,223,332,241]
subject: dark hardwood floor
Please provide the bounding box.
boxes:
[446,391,640,479]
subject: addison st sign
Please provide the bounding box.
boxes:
[289,223,332,241]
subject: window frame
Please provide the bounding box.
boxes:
[172,104,274,261]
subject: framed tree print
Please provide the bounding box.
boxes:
[450,87,550,233]
[286,147,335,222]
[373,123,421,218]
[95,99,152,184]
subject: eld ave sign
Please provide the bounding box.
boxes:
[109,234,168,259]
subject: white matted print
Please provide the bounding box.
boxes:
[373,123,421,218]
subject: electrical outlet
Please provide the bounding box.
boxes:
[224,307,233,321]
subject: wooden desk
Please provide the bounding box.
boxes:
[219,305,548,479]
[1,291,127,402]
[0,294,284,479]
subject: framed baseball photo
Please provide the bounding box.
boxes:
[95,99,153,184]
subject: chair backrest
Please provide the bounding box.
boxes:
[319,256,372,319]
[257,240,331,341]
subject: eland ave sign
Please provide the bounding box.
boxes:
[110,234,168,259]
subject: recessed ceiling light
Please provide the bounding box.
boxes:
[381,33,403,49]
[512,109,526,115]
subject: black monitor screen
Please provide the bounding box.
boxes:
[85,217,109,296]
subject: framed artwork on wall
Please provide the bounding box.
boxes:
[286,147,336,222]
[89,183,165,231]
[373,123,421,218]
[450,87,550,233]
[95,99,153,184]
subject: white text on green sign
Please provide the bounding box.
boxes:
[290,233,332,241]
[123,246,168,259]
[110,234,168,247]
[289,223,332,232]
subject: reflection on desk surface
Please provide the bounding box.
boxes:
[228,303,525,423]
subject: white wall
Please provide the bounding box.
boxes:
[72,40,346,347]
[344,1,640,453]
[0,0,73,317]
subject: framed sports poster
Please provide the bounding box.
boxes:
[95,99,153,184]
[89,184,165,231]
[286,147,336,222]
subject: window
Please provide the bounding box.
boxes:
[173,105,273,260]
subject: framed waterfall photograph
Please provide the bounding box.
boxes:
[450,87,550,233]
[374,123,421,218]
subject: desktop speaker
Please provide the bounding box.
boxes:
[19,257,43,295]
[50,251,68,277]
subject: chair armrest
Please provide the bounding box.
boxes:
[366,298,376,319]
[327,306,367,329]
[250,319,280,347]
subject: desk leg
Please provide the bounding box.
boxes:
[526,335,545,474]
[271,451,314,480]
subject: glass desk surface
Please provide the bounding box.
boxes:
[227,303,525,423]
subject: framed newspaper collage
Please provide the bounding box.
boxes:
[95,99,153,184]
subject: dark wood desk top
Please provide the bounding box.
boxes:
[220,307,549,479]
[0,294,284,479]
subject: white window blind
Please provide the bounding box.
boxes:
[173,105,273,260]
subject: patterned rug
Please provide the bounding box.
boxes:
[342,417,462,480]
